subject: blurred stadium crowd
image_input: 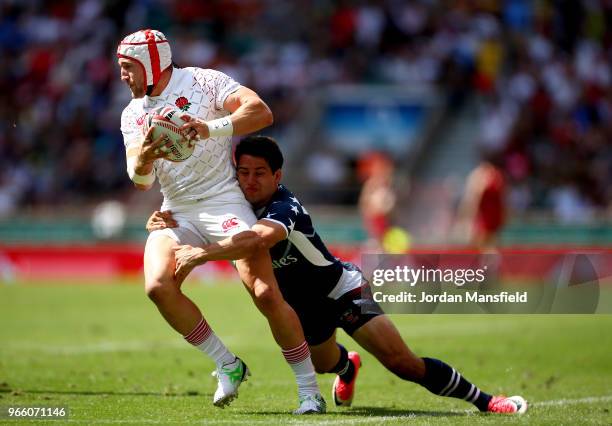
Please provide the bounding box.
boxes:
[0,0,610,220]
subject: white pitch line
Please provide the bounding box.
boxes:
[532,394,612,407]
[58,395,612,425]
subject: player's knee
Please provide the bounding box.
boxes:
[252,284,281,314]
[145,280,177,304]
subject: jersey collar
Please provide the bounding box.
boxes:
[143,67,178,108]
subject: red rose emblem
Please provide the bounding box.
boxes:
[175,96,191,111]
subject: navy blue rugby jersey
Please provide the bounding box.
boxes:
[256,185,344,300]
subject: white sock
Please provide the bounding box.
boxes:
[183,317,235,367]
[282,341,320,398]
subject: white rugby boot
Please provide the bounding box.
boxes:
[213,357,250,408]
[293,393,327,414]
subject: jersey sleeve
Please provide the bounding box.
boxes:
[120,105,142,150]
[191,68,241,112]
[261,200,300,239]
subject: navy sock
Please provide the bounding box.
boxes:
[419,357,492,411]
[330,344,355,382]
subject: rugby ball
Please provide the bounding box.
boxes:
[142,106,195,162]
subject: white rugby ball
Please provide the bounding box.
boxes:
[142,106,195,162]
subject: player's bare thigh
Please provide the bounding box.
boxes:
[144,234,180,290]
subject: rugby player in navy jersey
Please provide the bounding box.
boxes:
[147,136,527,414]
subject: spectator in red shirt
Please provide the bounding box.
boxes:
[458,154,506,250]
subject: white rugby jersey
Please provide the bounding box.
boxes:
[120,67,245,209]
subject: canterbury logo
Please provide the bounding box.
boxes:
[222,217,240,232]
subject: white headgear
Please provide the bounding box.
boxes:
[117,29,172,93]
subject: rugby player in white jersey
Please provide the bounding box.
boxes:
[117,29,324,414]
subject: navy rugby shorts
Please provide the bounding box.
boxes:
[295,284,384,346]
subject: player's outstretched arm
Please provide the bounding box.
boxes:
[195,220,285,259]
[146,210,286,260]
[174,219,283,259]
[180,87,273,140]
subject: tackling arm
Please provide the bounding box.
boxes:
[173,219,286,283]
[179,219,286,263]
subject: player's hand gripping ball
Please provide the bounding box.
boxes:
[141,107,195,162]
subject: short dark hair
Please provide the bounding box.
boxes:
[235,135,284,172]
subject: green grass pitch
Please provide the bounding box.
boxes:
[1,281,611,425]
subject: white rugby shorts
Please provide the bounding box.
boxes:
[147,200,256,246]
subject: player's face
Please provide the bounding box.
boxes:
[237,155,281,208]
[118,58,145,98]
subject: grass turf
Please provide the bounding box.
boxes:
[1,281,611,425]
